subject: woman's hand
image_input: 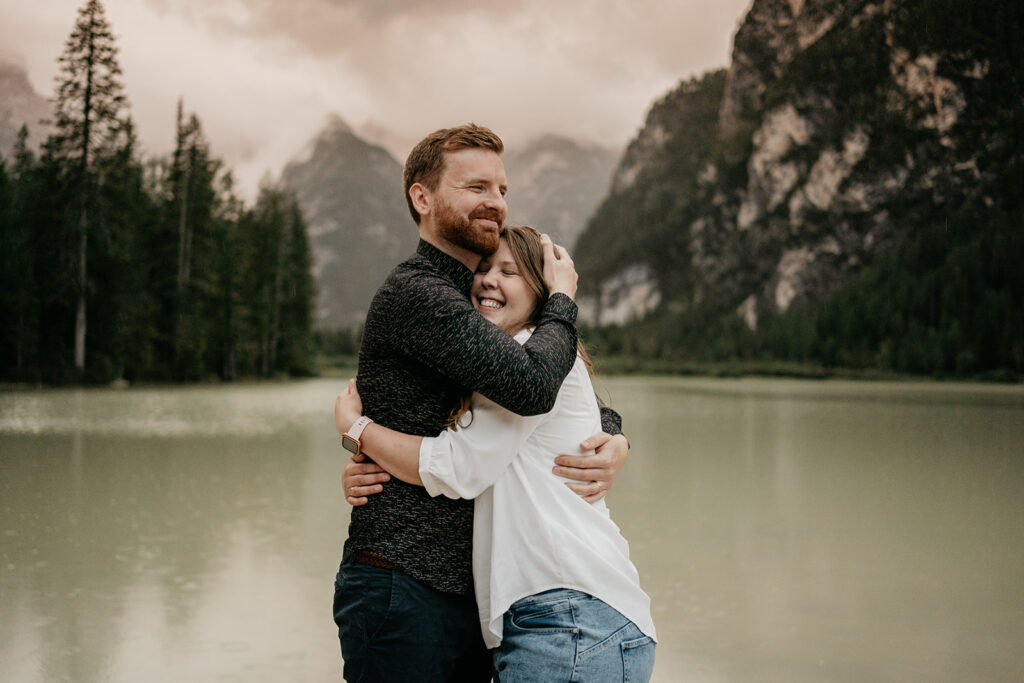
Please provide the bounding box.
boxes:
[335,378,364,436]
[540,233,578,300]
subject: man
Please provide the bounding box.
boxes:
[333,124,628,681]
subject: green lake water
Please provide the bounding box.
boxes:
[1,377,1022,682]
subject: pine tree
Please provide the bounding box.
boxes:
[168,103,221,379]
[91,118,154,381]
[278,197,316,375]
[0,128,41,378]
[45,0,130,375]
[233,186,315,378]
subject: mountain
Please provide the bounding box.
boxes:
[574,0,1022,376]
[0,61,51,159]
[501,135,618,249]
[280,115,418,329]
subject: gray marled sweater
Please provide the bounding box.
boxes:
[342,239,619,594]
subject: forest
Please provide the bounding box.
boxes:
[0,0,315,385]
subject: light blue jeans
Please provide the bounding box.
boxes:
[492,589,655,682]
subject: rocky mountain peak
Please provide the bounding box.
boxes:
[280,120,416,329]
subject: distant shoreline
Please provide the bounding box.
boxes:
[321,354,1021,384]
[3,355,1018,391]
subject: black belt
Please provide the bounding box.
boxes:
[353,549,396,570]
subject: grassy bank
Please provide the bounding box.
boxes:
[589,356,1021,383]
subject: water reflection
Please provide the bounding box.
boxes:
[1,378,1023,682]
[607,378,1024,682]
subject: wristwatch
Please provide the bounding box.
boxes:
[341,416,373,455]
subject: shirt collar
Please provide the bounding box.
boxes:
[417,239,474,295]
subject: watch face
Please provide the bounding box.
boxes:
[342,434,359,454]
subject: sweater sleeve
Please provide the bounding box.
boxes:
[599,405,623,435]
[389,272,578,416]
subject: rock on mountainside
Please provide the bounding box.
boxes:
[0,62,51,158]
[502,135,618,249]
[280,116,418,329]
[575,0,1022,371]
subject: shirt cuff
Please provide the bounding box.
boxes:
[544,292,578,325]
[418,436,447,498]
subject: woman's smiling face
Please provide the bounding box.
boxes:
[471,239,539,335]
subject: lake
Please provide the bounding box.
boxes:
[1,377,1022,682]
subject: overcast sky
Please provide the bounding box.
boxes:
[1,0,751,197]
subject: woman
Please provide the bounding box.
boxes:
[335,225,656,681]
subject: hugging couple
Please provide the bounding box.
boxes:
[332,123,657,682]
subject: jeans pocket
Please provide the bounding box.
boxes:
[333,562,394,643]
[621,635,655,682]
[508,598,577,633]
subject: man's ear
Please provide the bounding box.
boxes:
[409,183,430,219]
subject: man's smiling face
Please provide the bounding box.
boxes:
[431,147,508,257]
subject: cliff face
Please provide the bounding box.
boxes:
[576,0,1023,334]
[0,62,51,159]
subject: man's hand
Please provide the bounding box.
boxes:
[342,452,390,507]
[540,233,578,300]
[553,432,629,504]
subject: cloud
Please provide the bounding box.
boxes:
[0,0,751,196]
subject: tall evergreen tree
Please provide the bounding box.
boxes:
[168,102,221,379]
[235,186,315,378]
[0,128,41,378]
[45,0,130,375]
[277,197,316,376]
[90,118,154,381]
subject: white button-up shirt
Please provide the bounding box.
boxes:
[419,329,657,648]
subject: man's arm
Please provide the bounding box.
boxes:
[336,379,542,501]
[554,405,629,504]
[386,236,579,417]
[392,281,577,416]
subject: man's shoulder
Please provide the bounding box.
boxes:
[380,253,463,297]
[365,254,469,328]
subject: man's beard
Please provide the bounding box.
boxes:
[434,197,502,256]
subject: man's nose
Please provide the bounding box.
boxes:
[482,188,507,216]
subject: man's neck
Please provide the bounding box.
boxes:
[418,230,482,272]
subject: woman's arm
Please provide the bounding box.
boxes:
[335,380,424,485]
[417,393,545,499]
[336,377,545,500]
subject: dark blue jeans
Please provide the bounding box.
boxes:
[333,559,491,682]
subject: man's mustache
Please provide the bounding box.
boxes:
[470,209,504,224]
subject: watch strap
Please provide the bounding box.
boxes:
[346,415,373,442]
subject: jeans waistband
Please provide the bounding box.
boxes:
[513,588,593,607]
